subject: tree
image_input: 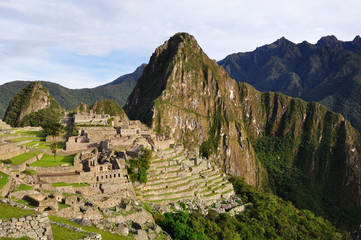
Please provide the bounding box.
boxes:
[41,121,63,162]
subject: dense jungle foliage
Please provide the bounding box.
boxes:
[155,177,351,240]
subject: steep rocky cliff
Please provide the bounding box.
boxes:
[124,33,361,227]
[3,81,64,127]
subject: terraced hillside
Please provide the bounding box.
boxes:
[135,148,235,204]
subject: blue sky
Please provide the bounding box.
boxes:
[0,0,360,88]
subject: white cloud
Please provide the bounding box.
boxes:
[0,0,360,88]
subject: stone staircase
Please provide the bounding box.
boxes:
[135,148,235,205]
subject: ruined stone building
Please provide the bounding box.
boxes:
[74,110,112,126]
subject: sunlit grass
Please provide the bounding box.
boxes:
[0,202,36,221]
[0,171,10,190]
[29,154,74,167]
[10,152,41,165]
[14,184,33,192]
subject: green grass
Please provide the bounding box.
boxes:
[49,215,129,240]
[21,169,37,176]
[36,142,66,150]
[29,154,75,167]
[51,224,89,240]
[14,184,33,192]
[0,202,36,220]
[10,197,36,208]
[15,130,46,136]
[8,137,44,143]
[52,182,90,187]
[21,141,65,150]
[58,202,71,210]
[0,171,10,190]
[9,151,41,165]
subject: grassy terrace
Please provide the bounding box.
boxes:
[51,224,89,240]
[8,136,43,143]
[14,184,33,192]
[143,188,194,198]
[21,169,37,176]
[52,182,90,187]
[146,195,194,203]
[29,154,75,167]
[0,202,36,221]
[147,176,187,186]
[143,179,194,193]
[0,171,10,190]
[9,151,41,165]
[21,141,65,150]
[50,215,129,240]
[15,130,46,136]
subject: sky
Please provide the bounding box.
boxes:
[0,0,360,89]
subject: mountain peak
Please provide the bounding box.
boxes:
[261,37,295,50]
[124,32,207,125]
[316,35,341,48]
[3,81,63,127]
[353,35,361,42]
[153,32,202,60]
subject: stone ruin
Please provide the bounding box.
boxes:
[66,111,175,153]
[74,109,112,126]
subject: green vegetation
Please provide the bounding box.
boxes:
[41,120,63,162]
[58,202,71,210]
[156,177,350,240]
[219,36,361,133]
[199,108,226,158]
[21,169,37,176]
[15,130,46,136]
[49,215,129,240]
[9,151,41,165]
[51,223,89,240]
[127,148,152,183]
[29,154,74,167]
[0,171,10,190]
[3,81,64,127]
[52,182,90,187]
[91,99,126,119]
[0,64,146,119]
[8,136,43,143]
[0,202,36,220]
[14,184,33,192]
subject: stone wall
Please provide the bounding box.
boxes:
[0,143,27,160]
[40,174,81,184]
[36,166,76,174]
[45,135,67,142]
[0,212,53,239]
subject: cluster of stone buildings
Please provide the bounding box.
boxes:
[67,112,174,153]
[74,110,112,126]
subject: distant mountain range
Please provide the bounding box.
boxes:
[219,35,361,132]
[0,64,146,119]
